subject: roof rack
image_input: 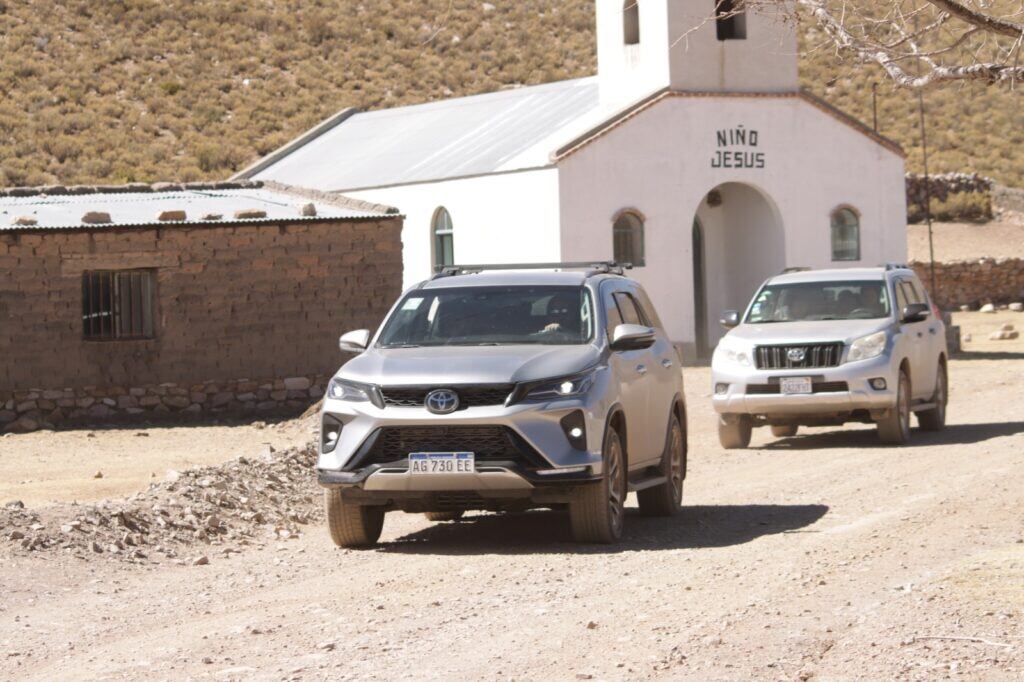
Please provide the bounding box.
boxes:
[883,262,911,271]
[432,261,633,279]
[781,266,811,274]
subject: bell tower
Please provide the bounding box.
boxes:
[596,0,798,108]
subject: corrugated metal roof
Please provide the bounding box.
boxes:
[250,77,602,191]
[0,187,393,231]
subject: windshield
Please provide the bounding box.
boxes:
[377,286,595,347]
[746,280,891,323]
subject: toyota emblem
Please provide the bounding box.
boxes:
[787,347,807,363]
[425,389,459,414]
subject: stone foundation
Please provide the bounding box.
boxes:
[1,375,329,433]
[911,258,1024,309]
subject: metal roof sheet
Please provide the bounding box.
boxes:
[0,187,392,231]
[251,77,602,191]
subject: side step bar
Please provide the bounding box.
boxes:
[627,470,667,492]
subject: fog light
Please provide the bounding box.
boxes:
[321,414,344,453]
[715,383,729,395]
[559,410,587,450]
[870,378,887,391]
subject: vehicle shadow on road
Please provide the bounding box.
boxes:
[762,421,1024,450]
[953,351,1024,361]
[380,503,828,555]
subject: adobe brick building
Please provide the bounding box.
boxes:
[0,181,403,433]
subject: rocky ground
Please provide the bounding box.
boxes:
[2,319,1023,680]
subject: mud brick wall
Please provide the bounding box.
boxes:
[0,217,402,431]
[911,258,1024,309]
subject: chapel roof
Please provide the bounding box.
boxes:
[244,77,604,192]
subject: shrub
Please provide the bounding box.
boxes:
[908,191,993,223]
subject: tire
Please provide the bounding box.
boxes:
[324,489,385,548]
[877,370,912,445]
[570,426,626,543]
[770,425,798,438]
[424,511,464,522]
[917,362,947,432]
[718,415,752,449]
[638,414,686,517]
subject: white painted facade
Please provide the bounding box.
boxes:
[252,0,907,361]
[347,169,563,289]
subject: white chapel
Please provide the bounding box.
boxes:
[242,0,908,360]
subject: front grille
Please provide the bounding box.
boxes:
[745,381,849,395]
[355,425,546,468]
[380,385,513,409]
[755,343,843,369]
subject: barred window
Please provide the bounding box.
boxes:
[82,270,155,340]
[830,207,861,261]
[613,211,645,267]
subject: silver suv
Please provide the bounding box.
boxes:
[712,265,948,447]
[318,263,687,547]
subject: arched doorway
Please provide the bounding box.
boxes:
[691,182,785,356]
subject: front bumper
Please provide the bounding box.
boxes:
[316,392,608,492]
[712,353,898,416]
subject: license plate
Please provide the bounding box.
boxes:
[780,377,813,395]
[409,452,475,474]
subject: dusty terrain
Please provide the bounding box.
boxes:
[2,315,1024,680]
[907,217,1024,262]
[0,418,310,506]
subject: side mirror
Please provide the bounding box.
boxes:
[339,329,371,353]
[610,323,656,351]
[901,303,930,324]
[720,310,740,328]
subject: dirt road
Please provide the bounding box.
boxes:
[3,353,1024,680]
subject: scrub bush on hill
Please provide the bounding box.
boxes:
[0,1,1020,188]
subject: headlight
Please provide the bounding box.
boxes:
[847,331,887,363]
[326,377,373,402]
[714,337,752,367]
[523,370,597,402]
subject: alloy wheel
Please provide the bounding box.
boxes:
[607,438,625,535]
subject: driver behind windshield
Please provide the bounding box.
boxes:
[540,293,580,334]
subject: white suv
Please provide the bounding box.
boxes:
[711,266,948,447]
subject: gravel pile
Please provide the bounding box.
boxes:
[0,443,321,564]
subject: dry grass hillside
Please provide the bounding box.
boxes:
[0,1,1021,187]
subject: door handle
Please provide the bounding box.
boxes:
[661,358,673,369]
[636,364,648,375]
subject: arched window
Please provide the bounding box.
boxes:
[623,1,640,45]
[432,207,454,269]
[613,211,645,267]
[715,0,747,41]
[831,207,860,261]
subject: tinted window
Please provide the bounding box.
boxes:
[604,290,624,338]
[612,292,643,326]
[746,281,891,323]
[378,286,595,347]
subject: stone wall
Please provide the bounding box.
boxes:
[0,217,403,432]
[0,375,331,433]
[911,258,1024,309]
